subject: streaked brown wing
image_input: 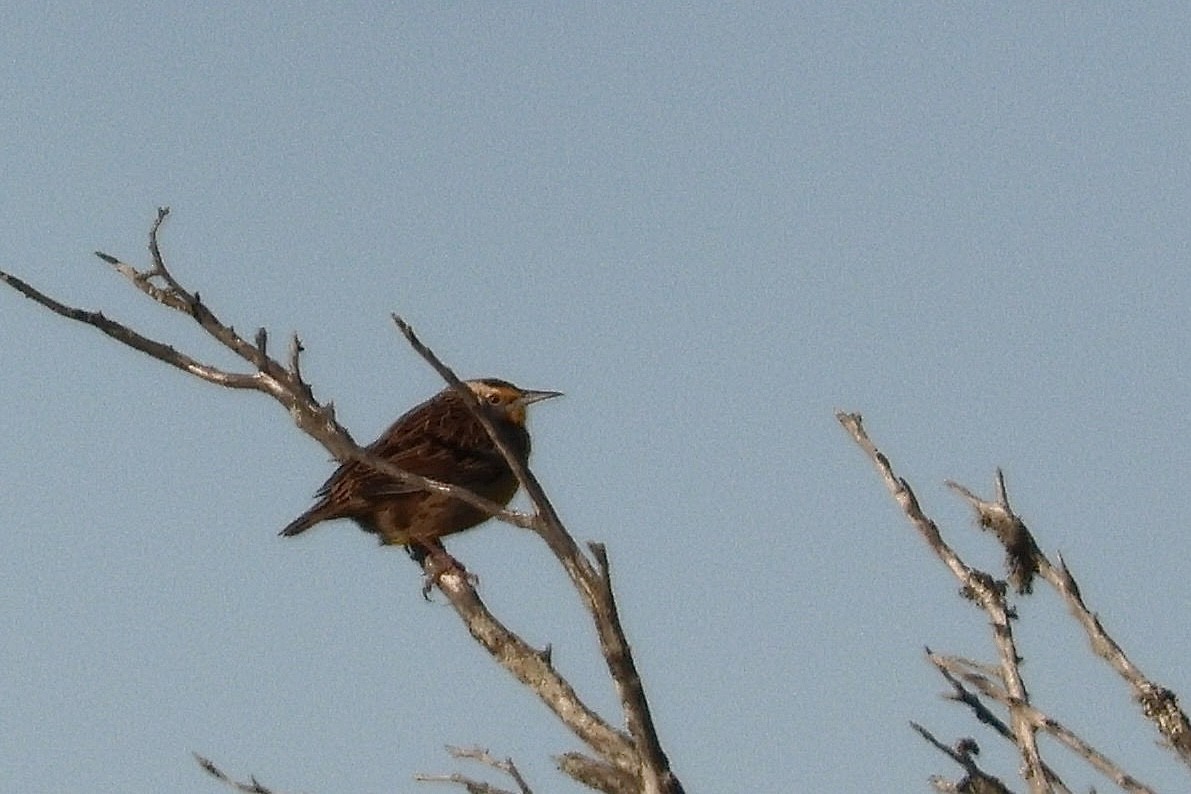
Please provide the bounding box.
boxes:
[314,390,509,507]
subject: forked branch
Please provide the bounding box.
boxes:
[838,411,1180,792]
[946,472,1191,768]
[836,412,1046,792]
[2,210,680,794]
[395,317,681,794]
[415,745,535,794]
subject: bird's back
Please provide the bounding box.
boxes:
[280,388,530,537]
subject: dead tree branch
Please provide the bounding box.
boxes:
[930,653,1154,793]
[837,413,1047,792]
[396,317,681,794]
[839,411,1182,792]
[2,210,681,794]
[947,473,1191,768]
[415,745,534,794]
[910,724,1015,794]
[194,754,284,794]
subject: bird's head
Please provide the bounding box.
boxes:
[465,378,562,425]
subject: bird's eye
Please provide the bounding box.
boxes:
[486,393,502,405]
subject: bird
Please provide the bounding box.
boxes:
[280,378,561,577]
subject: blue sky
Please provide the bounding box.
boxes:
[3,5,1190,792]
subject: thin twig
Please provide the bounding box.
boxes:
[931,653,1154,793]
[413,773,515,794]
[193,754,282,794]
[413,746,534,794]
[1,269,260,389]
[910,723,1015,794]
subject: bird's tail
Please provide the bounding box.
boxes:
[279,505,325,537]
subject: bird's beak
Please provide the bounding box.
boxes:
[518,389,563,406]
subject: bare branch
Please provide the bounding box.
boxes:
[4,213,684,794]
[414,772,516,794]
[931,654,1155,793]
[193,754,284,794]
[0,269,261,390]
[947,474,1191,769]
[1047,553,1191,764]
[96,208,278,376]
[447,746,534,794]
[910,723,1015,794]
[555,752,640,794]
[837,413,1047,792]
[926,650,1017,742]
[843,412,1185,790]
[431,570,637,772]
[415,745,534,794]
[388,321,654,782]
[589,543,679,794]
[287,333,315,402]
[395,316,683,794]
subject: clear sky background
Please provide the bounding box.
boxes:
[3,5,1190,792]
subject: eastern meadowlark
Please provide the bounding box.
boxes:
[280,378,560,570]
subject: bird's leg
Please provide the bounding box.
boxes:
[407,540,477,599]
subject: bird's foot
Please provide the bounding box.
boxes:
[411,543,478,599]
